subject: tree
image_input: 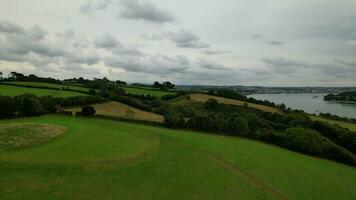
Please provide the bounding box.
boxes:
[40,96,58,113]
[205,98,218,110]
[16,94,44,116]
[153,81,161,88]
[0,71,3,80]
[10,72,25,81]
[89,88,97,95]
[227,117,250,136]
[81,106,96,116]
[164,111,183,127]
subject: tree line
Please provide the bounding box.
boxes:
[0,94,104,118]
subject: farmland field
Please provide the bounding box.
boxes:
[2,82,89,92]
[122,86,176,97]
[64,101,164,123]
[0,84,88,97]
[0,115,355,200]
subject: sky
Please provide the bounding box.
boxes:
[0,0,355,86]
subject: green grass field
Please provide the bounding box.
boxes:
[122,85,176,97]
[3,82,89,92]
[0,84,88,97]
[0,115,355,200]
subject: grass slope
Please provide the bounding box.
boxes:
[64,101,164,123]
[122,85,176,97]
[2,82,89,92]
[0,84,88,97]
[311,116,356,131]
[186,93,281,113]
[0,115,355,200]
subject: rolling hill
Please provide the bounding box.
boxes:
[0,115,355,200]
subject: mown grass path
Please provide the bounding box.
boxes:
[0,115,355,199]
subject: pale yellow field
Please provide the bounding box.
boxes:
[64,101,164,123]
[310,116,356,131]
[189,94,281,113]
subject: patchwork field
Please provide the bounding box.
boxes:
[122,86,176,97]
[0,84,88,97]
[64,101,164,123]
[0,116,355,199]
[187,93,281,113]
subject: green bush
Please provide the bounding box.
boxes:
[81,106,96,116]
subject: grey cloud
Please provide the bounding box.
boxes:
[113,44,143,56]
[166,30,209,48]
[119,0,174,23]
[80,0,112,14]
[0,21,102,68]
[148,30,209,49]
[197,59,226,70]
[67,50,101,65]
[335,59,356,67]
[105,54,189,75]
[201,49,231,55]
[0,21,25,34]
[250,34,285,46]
[264,40,284,46]
[262,57,308,73]
[94,33,119,49]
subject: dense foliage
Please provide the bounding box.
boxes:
[318,112,356,123]
[324,91,356,102]
[2,72,61,84]
[162,100,356,166]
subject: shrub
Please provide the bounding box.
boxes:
[0,96,16,118]
[164,111,183,127]
[81,106,96,116]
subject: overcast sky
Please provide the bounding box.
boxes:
[0,0,355,86]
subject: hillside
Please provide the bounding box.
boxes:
[0,84,87,97]
[311,116,356,131]
[170,93,281,113]
[64,101,164,123]
[0,115,355,200]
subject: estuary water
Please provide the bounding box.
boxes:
[248,93,356,119]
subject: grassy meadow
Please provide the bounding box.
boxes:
[0,115,355,200]
[122,85,176,97]
[64,101,164,123]
[0,84,88,98]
